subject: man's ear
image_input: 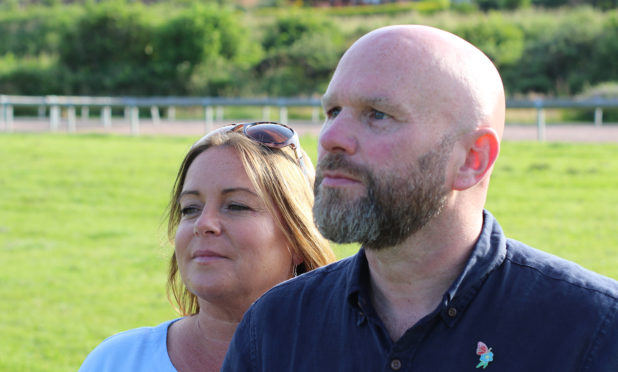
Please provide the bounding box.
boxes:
[453,127,500,191]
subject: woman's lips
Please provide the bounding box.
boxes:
[192,250,227,263]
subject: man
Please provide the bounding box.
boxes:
[222,25,618,371]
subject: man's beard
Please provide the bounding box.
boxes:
[313,136,453,250]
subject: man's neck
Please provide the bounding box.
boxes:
[365,210,482,342]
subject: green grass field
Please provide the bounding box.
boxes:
[1,133,617,371]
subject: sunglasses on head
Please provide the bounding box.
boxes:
[194,121,308,176]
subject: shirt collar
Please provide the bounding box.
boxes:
[344,210,507,326]
[440,210,507,326]
[345,247,369,310]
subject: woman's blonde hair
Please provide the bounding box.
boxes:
[166,130,336,316]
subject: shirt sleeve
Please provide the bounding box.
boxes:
[582,300,618,371]
[222,306,256,372]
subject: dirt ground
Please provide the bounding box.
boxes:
[3,118,618,143]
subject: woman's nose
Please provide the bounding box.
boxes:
[193,207,221,236]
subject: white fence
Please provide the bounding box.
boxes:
[1,95,618,141]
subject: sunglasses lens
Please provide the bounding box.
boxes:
[245,123,295,148]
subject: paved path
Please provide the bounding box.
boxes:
[3,119,618,142]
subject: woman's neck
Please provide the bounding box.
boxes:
[168,305,241,372]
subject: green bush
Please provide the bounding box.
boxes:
[0,6,81,57]
[454,14,524,69]
[257,0,450,17]
[150,4,249,95]
[0,2,616,98]
[589,10,618,84]
[0,54,69,94]
[58,2,156,95]
[257,13,345,96]
[531,0,617,10]
[477,0,531,11]
[504,7,605,95]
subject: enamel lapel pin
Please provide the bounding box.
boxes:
[476,341,494,369]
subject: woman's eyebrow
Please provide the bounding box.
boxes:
[221,187,259,198]
[179,190,200,199]
[179,187,258,199]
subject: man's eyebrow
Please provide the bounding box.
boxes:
[322,94,406,114]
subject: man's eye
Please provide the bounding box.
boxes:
[326,107,341,118]
[371,110,388,120]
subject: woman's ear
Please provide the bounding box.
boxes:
[453,127,500,191]
[292,252,304,266]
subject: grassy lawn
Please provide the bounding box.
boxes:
[0,133,616,371]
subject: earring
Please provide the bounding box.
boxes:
[290,261,298,278]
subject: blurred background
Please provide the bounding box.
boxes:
[0,0,616,371]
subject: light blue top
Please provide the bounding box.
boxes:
[79,318,182,372]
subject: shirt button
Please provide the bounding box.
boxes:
[390,359,402,370]
[448,307,457,317]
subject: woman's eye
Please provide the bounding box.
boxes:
[227,203,251,212]
[180,206,200,217]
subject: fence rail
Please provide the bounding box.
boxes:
[2,95,617,140]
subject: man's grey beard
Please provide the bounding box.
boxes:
[313,137,453,250]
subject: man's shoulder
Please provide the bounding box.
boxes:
[270,255,355,293]
[505,239,618,300]
[254,255,356,310]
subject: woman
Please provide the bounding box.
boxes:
[79,122,336,371]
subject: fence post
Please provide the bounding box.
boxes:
[167,106,176,121]
[68,106,76,133]
[1,102,14,132]
[536,108,545,142]
[50,106,60,131]
[151,106,160,125]
[312,107,320,124]
[279,106,288,124]
[534,100,545,142]
[262,106,270,121]
[0,96,5,131]
[124,106,131,121]
[81,107,89,120]
[102,106,112,128]
[594,107,603,127]
[205,106,214,133]
[216,106,224,122]
[130,106,139,136]
[7,105,13,132]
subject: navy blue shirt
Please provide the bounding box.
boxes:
[222,211,618,371]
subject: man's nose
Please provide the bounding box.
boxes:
[318,110,358,157]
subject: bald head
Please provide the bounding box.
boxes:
[326,25,505,139]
